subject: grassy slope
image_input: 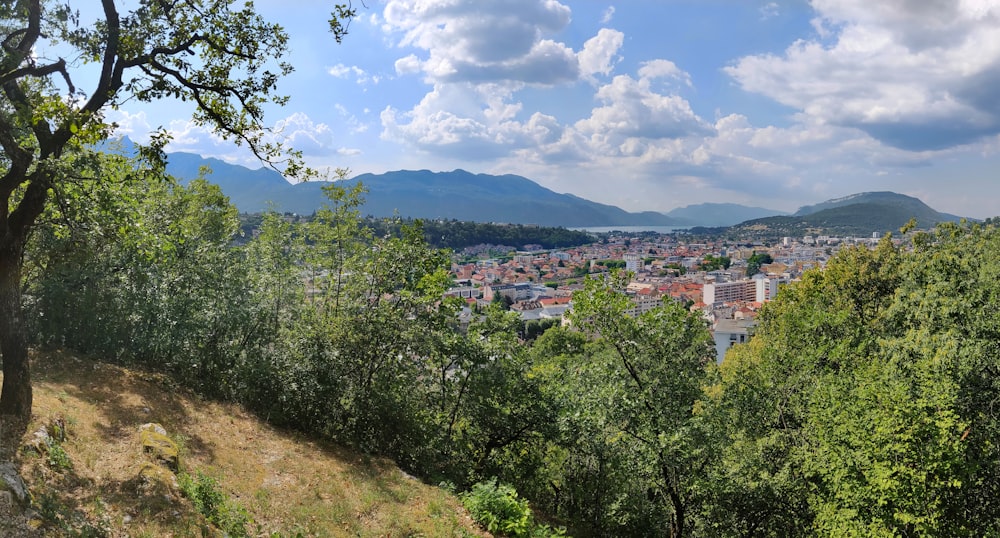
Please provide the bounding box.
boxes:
[1,350,487,537]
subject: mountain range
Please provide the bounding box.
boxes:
[145,140,965,232]
[163,152,685,227]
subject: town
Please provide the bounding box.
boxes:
[445,231,890,362]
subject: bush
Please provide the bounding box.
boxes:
[461,479,568,537]
[461,479,533,537]
[179,471,252,538]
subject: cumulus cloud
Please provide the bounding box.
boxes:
[327,64,380,85]
[575,68,712,146]
[383,0,577,85]
[380,82,567,159]
[578,29,625,80]
[394,54,422,75]
[637,59,692,87]
[375,0,974,211]
[107,110,152,138]
[727,0,1000,151]
[380,48,716,169]
[273,112,338,155]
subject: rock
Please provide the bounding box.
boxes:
[23,427,50,456]
[136,462,178,496]
[0,462,28,504]
[139,423,168,436]
[139,423,179,472]
[24,418,67,456]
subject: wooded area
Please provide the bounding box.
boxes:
[21,160,1000,535]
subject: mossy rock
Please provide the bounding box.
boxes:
[139,424,179,472]
[136,462,179,496]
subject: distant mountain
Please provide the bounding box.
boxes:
[794,191,943,221]
[156,148,687,227]
[726,191,965,238]
[665,202,785,227]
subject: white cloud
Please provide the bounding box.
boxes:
[380,83,567,159]
[637,59,692,87]
[760,2,779,20]
[394,54,422,75]
[575,70,711,144]
[327,63,379,85]
[601,6,616,23]
[273,112,337,155]
[727,0,1000,150]
[383,0,578,85]
[578,29,624,80]
[107,110,152,138]
[155,112,350,165]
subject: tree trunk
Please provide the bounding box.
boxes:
[0,245,31,417]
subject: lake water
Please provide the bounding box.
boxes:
[570,225,691,234]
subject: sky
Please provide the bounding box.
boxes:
[105,0,1000,219]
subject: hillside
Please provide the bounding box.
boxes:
[722,192,965,239]
[664,202,785,227]
[792,191,958,224]
[0,351,485,537]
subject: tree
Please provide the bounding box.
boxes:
[0,0,354,416]
[568,270,716,536]
[27,162,257,397]
[699,254,731,272]
[745,251,774,277]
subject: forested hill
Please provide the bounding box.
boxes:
[371,219,596,251]
[708,191,966,239]
[239,214,596,251]
[793,191,961,220]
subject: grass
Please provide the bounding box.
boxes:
[0,349,487,537]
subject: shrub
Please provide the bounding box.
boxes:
[461,478,568,538]
[461,479,533,537]
[179,471,252,538]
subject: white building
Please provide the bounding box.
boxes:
[713,318,756,363]
[703,279,756,305]
[624,253,641,273]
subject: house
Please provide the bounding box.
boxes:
[713,318,757,363]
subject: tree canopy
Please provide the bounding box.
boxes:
[0,0,353,417]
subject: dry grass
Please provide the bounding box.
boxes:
[1,349,487,537]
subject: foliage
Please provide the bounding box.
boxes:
[462,479,534,537]
[0,0,358,416]
[45,437,73,471]
[560,271,717,536]
[25,135,1000,536]
[365,218,594,251]
[699,254,731,271]
[461,479,567,538]
[702,229,1000,536]
[179,471,252,538]
[593,259,626,269]
[27,156,255,398]
[745,251,774,276]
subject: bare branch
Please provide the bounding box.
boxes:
[0,57,74,92]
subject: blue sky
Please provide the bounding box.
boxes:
[108,0,1000,218]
